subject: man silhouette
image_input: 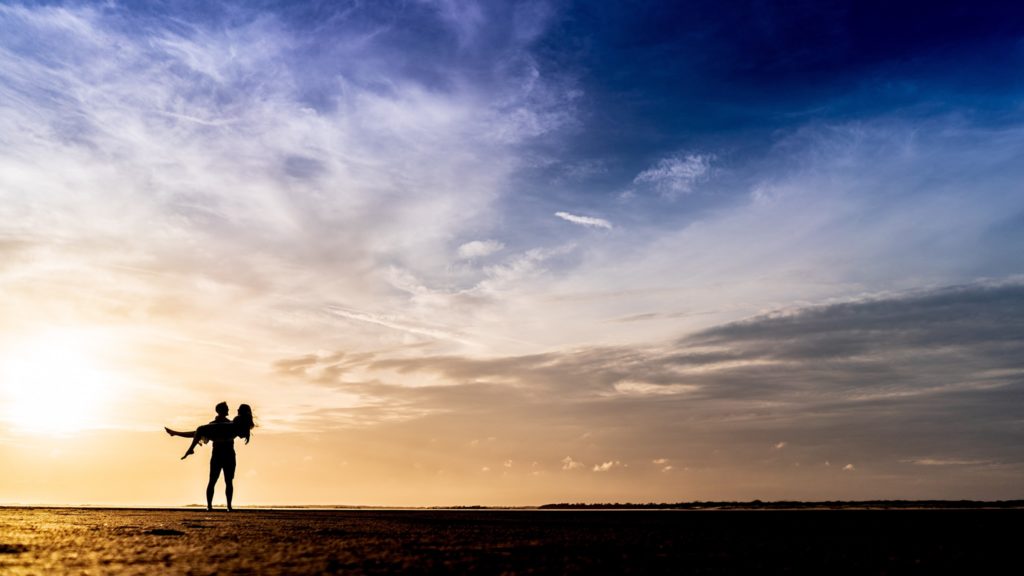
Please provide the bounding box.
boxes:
[205,401,237,511]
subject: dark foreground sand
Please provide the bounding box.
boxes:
[0,507,1019,574]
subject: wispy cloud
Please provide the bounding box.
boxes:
[0,1,577,350]
[612,381,695,396]
[904,458,991,467]
[326,306,473,346]
[633,153,712,198]
[554,211,612,229]
[458,240,505,259]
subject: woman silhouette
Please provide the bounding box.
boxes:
[166,404,256,458]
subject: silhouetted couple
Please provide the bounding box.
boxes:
[165,402,256,511]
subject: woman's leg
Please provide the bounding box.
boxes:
[181,436,201,459]
[165,427,196,438]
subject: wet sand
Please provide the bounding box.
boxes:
[0,507,1018,574]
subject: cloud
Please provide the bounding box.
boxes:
[592,460,623,472]
[0,1,578,354]
[284,280,1024,423]
[503,117,1024,362]
[555,211,612,229]
[559,159,609,181]
[612,381,696,396]
[458,240,505,259]
[561,456,583,470]
[904,458,990,467]
[686,280,1024,365]
[843,464,855,471]
[633,153,712,197]
[652,458,672,472]
[427,0,486,45]
[326,305,475,346]
[270,280,1024,498]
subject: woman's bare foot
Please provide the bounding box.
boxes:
[165,427,175,436]
[181,448,194,460]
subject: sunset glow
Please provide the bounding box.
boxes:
[0,330,114,436]
[1,1,1023,507]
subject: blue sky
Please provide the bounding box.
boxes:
[0,0,1023,505]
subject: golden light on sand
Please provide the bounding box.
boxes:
[0,329,115,435]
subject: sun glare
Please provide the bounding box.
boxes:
[0,329,115,435]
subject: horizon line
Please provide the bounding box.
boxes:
[3,499,1023,511]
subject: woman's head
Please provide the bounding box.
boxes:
[234,404,256,443]
[235,404,256,430]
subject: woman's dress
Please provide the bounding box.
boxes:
[193,421,239,445]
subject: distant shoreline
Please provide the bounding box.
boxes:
[534,500,1024,510]
[2,500,1022,511]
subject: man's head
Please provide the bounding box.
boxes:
[215,402,229,417]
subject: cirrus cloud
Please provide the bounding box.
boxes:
[633,153,713,198]
[555,211,612,229]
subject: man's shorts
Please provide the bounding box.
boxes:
[210,445,237,481]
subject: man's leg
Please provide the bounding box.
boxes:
[207,462,221,510]
[224,454,236,511]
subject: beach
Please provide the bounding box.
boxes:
[0,507,1018,574]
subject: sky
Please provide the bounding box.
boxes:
[1,0,1023,506]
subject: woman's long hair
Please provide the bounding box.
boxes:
[235,404,256,442]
